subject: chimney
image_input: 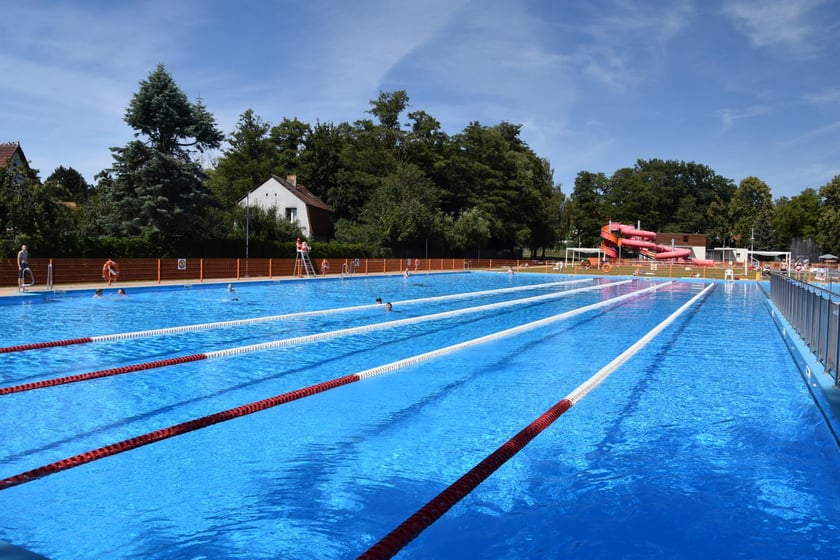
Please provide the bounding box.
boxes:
[287,174,297,186]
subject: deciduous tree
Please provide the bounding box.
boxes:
[817,175,840,255]
[729,176,775,249]
[773,189,819,248]
[207,109,277,208]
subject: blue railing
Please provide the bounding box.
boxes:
[771,273,840,386]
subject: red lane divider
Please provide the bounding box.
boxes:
[0,278,586,356]
[2,284,623,396]
[0,337,94,354]
[0,354,207,396]
[0,374,361,491]
[358,283,714,559]
[358,399,574,560]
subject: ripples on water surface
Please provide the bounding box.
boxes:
[0,274,839,559]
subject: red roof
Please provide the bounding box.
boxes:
[0,142,22,168]
[270,174,334,212]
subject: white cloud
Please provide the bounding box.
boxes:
[264,0,470,113]
[1,0,834,200]
[0,54,129,118]
[805,88,840,105]
[714,104,771,130]
[0,1,192,74]
[779,120,840,148]
[722,0,828,57]
[573,0,693,91]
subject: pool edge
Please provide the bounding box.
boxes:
[763,293,840,446]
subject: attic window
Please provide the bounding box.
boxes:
[285,208,297,221]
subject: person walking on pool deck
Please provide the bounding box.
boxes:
[102,258,120,286]
[16,244,29,291]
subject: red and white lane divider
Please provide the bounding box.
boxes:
[0,281,674,491]
[0,279,592,355]
[0,280,627,396]
[357,283,715,560]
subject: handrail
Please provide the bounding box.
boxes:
[20,267,34,290]
[770,273,840,385]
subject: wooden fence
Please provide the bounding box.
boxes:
[3,255,806,288]
[1,257,476,287]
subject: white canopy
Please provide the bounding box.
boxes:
[564,247,603,266]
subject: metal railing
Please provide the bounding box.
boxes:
[771,273,840,386]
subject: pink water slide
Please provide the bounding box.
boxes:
[601,222,692,260]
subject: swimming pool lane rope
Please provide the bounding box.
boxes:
[0,282,677,491]
[358,282,716,560]
[0,278,592,355]
[0,280,627,396]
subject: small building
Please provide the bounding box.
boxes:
[0,142,31,184]
[238,174,334,240]
[655,232,708,260]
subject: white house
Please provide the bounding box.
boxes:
[238,174,334,240]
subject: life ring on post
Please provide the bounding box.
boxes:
[102,260,120,284]
[601,262,612,273]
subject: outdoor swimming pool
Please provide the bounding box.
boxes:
[1,272,839,559]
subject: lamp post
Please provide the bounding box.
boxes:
[245,190,250,277]
[746,226,754,277]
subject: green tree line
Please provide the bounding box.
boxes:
[3,65,839,260]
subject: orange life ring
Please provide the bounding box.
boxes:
[601,263,612,273]
[102,260,120,281]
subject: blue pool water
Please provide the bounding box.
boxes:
[1,273,839,559]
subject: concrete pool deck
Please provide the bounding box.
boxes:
[0,268,467,300]
[1,275,318,298]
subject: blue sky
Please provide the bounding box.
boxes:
[2,0,839,200]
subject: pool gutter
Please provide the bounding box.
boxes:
[763,292,840,447]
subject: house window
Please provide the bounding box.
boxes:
[285,207,297,221]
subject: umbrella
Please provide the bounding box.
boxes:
[819,254,838,261]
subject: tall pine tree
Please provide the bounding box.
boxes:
[98,64,223,242]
